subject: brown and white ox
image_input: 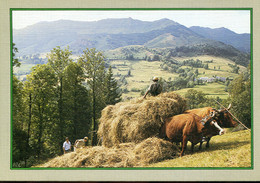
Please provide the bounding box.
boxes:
[160,112,224,156]
[185,104,237,149]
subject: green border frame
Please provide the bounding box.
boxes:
[10,8,253,170]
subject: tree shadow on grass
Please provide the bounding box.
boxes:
[184,139,250,155]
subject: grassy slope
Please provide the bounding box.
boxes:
[110,55,245,99]
[149,130,251,168]
[175,82,229,99]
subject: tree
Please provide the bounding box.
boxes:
[78,48,106,146]
[24,64,57,160]
[127,69,131,77]
[63,62,92,143]
[204,63,209,70]
[185,89,207,109]
[228,70,251,128]
[12,43,21,67]
[12,75,27,167]
[12,44,27,167]
[47,46,73,153]
[105,66,122,105]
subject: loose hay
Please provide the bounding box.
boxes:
[38,92,185,168]
[39,137,180,168]
[98,92,186,147]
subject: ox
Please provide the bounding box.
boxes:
[185,104,237,149]
[160,112,224,156]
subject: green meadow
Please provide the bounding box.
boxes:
[110,55,245,99]
[149,129,251,168]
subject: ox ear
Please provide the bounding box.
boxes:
[210,111,216,117]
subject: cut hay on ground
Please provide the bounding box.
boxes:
[98,92,186,147]
[39,137,180,168]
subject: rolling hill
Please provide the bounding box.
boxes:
[13,18,250,57]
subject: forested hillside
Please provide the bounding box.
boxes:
[190,26,250,53]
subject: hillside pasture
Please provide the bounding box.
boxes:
[149,130,251,168]
[110,55,243,99]
[175,82,229,99]
[174,55,247,76]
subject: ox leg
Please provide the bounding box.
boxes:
[206,137,211,148]
[191,143,195,153]
[180,136,188,157]
[199,141,203,150]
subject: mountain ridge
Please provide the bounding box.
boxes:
[13,18,250,56]
[190,26,250,53]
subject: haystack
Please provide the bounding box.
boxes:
[98,92,186,147]
[39,137,180,168]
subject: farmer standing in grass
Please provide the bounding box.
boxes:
[143,76,162,99]
[63,137,71,154]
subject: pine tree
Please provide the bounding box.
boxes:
[105,66,122,105]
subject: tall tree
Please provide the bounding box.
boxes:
[104,66,121,105]
[24,64,57,160]
[78,48,106,146]
[63,62,92,143]
[47,46,72,152]
[12,43,27,167]
[228,67,251,128]
[12,75,27,167]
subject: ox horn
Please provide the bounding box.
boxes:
[227,103,232,110]
[218,103,232,112]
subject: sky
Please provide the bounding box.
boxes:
[12,10,251,34]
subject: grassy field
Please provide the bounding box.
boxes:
[149,130,251,168]
[110,55,244,100]
[175,82,229,99]
[14,54,244,100]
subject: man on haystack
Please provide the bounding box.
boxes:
[74,137,88,151]
[143,76,162,99]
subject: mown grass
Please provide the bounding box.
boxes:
[175,82,229,99]
[149,130,251,168]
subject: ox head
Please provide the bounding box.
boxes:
[211,104,237,128]
[202,111,225,136]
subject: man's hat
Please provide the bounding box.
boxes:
[153,76,159,81]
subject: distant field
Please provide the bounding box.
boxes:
[110,55,242,100]
[14,55,243,100]
[149,130,251,168]
[175,82,229,99]
[110,60,179,99]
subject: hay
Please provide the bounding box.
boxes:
[39,137,180,168]
[38,92,185,168]
[98,92,186,147]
